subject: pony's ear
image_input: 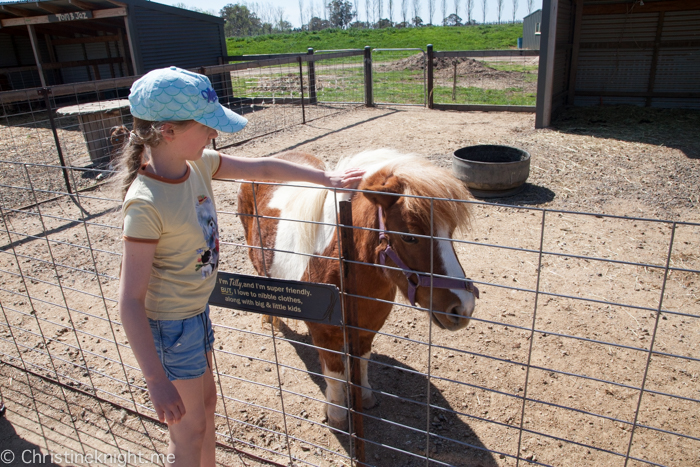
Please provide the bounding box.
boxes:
[360,170,403,210]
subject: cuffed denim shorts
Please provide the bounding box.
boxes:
[148,305,215,381]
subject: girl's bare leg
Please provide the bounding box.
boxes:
[168,356,216,467]
[200,352,217,467]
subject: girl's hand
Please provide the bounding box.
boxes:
[147,375,186,424]
[324,168,365,189]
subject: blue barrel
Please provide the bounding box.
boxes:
[517,37,523,49]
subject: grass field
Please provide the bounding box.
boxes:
[227,24,535,106]
[227,23,523,56]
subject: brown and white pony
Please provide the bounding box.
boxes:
[237,149,478,430]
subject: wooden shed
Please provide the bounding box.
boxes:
[535,0,700,127]
[0,0,227,91]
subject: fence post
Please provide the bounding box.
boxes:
[427,44,434,109]
[307,48,317,105]
[297,56,306,124]
[363,46,373,107]
[339,200,366,466]
[39,88,73,194]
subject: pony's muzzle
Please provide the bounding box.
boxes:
[431,294,475,331]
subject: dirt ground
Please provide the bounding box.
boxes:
[1,104,699,467]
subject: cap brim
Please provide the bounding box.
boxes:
[196,104,248,134]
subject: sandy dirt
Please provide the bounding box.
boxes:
[1,104,699,467]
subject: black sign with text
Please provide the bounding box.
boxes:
[209,271,342,325]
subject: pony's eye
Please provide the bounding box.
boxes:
[400,235,418,244]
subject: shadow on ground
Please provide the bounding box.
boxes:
[276,321,499,467]
[0,412,61,466]
[551,105,700,160]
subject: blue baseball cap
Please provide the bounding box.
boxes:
[128,66,247,133]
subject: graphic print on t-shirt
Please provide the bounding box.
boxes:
[195,195,219,278]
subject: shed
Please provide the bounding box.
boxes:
[0,0,227,91]
[535,0,700,127]
[522,9,542,50]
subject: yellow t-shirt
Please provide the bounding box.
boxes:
[122,149,222,320]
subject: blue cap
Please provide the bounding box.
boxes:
[128,66,247,133]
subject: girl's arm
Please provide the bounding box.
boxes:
[214,153,365,188]
[119,240,186,424]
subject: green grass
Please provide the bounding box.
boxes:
[227,24,522,56]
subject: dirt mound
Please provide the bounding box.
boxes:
[379,54,508,77]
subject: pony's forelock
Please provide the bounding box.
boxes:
[337,149,472,233]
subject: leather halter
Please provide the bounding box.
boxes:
[376,206,480,307]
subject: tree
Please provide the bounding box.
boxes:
[466,0,473,24]
[481,0,486,23]
[365,0,371,25]
[376,18,392,27]
[412,15,423,26]
[388,0,394,23]
[511,0,518,22]
[444,12,461,25]
[328,0,355,28]
[412,0,421,26]
[527,0,533,14]
[401,0,408,25]
[308,16,331,30]
[427,0,435,25]
[454,0,461,18]
[173,3,216,15]
[299,0,305,29]
[220,4,262,37]
[497,0,504,23]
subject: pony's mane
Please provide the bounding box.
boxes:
[276,149,472,266]
[337,149,473,233]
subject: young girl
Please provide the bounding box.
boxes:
[117,66,364,467]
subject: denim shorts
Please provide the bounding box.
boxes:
[148,306,215,381]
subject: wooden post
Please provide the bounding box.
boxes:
[307,48,317,105]
[646,11,665,107]
[427,44,434,108]
[297,56,306,124]
[567,0,584,106]
[535,0,559,128]
[338,200,366,466]
[26,25,47,87]
[363,46,373,107]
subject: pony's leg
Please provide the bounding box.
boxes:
[360,351,378,409]
[319,352,349,431]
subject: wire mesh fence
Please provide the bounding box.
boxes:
[1,134,698,467]
[2,47,698,467]
[429,49,540,110]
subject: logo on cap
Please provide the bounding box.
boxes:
[201,88,218,104]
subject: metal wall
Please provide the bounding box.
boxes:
[574,9,700,109]
[128,1,226,73]
[522,9,543,50]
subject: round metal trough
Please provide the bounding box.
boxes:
[452,145,531,198]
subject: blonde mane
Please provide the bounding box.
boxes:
[271,149,472,274]
[338,149,473,233]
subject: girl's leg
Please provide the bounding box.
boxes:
[200,352,217,467]
[168,368,216,467]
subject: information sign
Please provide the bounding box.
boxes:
[209,271,342,325]
[48,11,93,22]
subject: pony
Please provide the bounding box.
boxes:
[237,149,479,430]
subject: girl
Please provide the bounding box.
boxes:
[117,67,364,467]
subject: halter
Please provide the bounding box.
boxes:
[377,206,480,307]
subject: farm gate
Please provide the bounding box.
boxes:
[1,48,698,467]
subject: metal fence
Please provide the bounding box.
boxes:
[428,47,540,111]
[1,167,698,466]
[3,46,697,467]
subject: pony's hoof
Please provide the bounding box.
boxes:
[326,415,349,432]
[362,393,378,409]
